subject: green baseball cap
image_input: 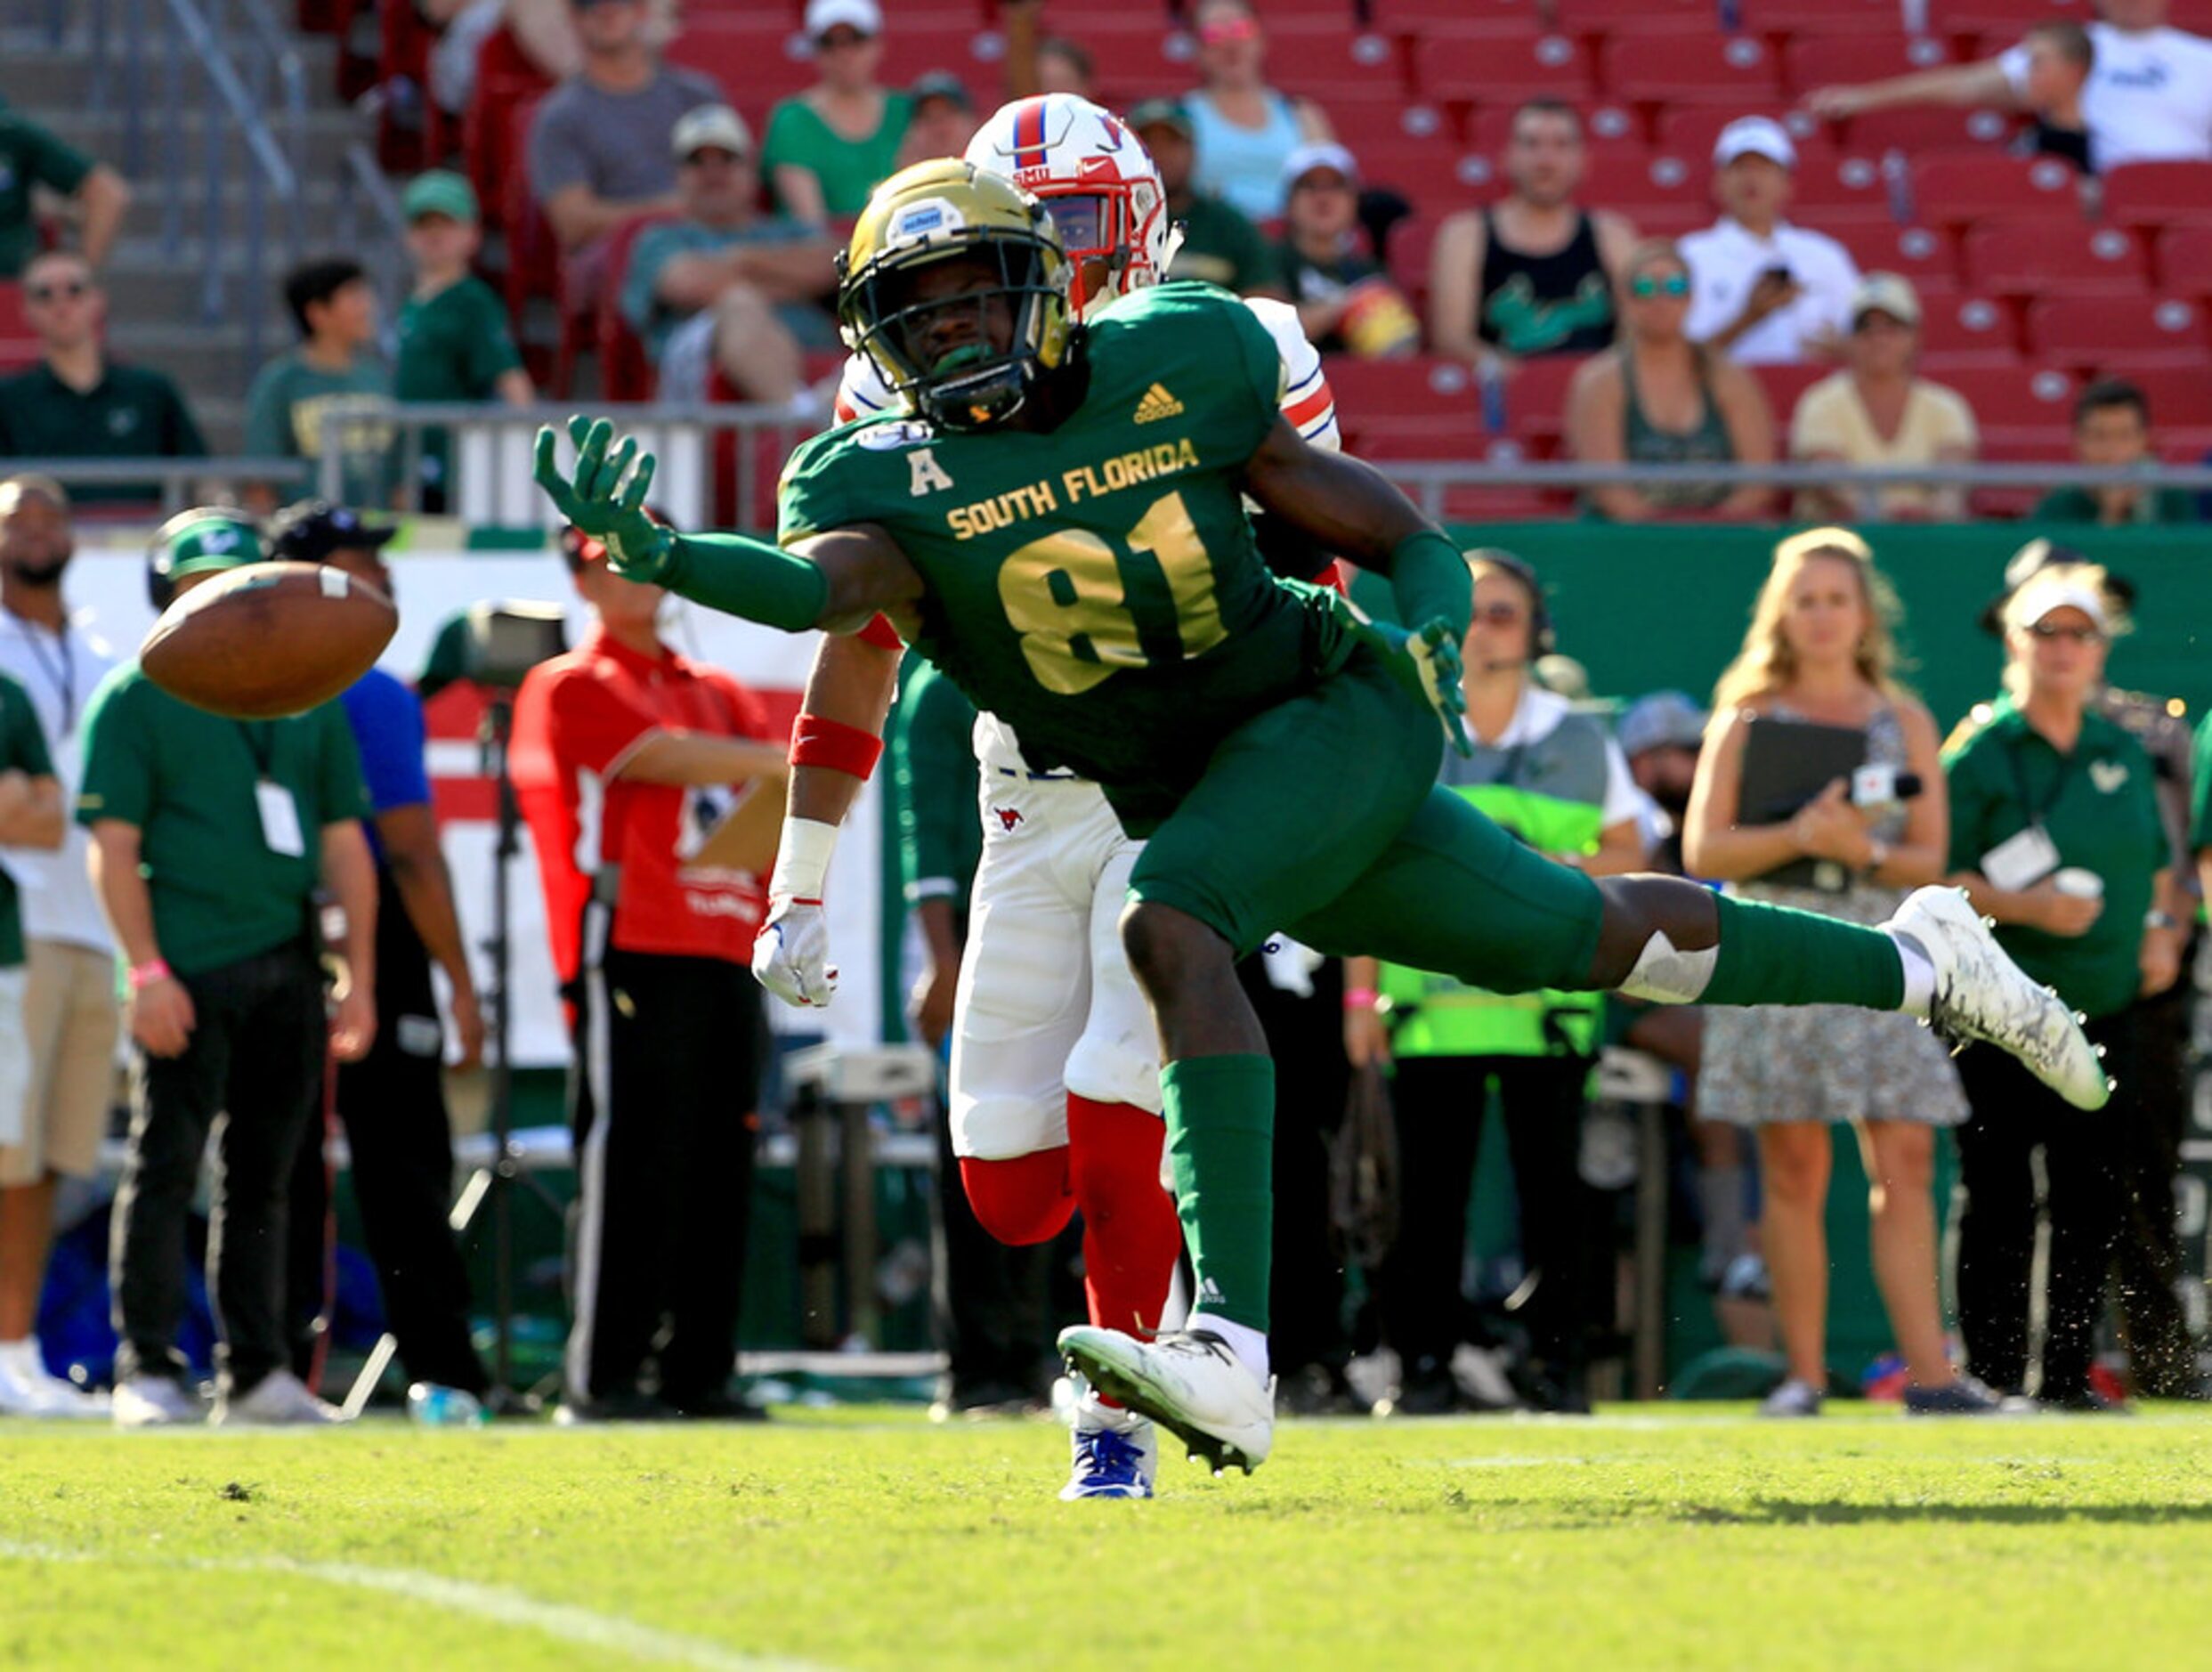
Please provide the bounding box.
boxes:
[1125,99,1193,139]
[153,508,264,583]
[402,170,479,225]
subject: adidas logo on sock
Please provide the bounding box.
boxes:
[1133,383,1185,424]
[1196,1278,1226,1304]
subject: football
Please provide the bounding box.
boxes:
[140,561,398,719]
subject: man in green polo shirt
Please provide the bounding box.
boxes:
[1129,100,1284,300]
[0,109,130,276]
[0,251,204,506]
[78,510,378,1428]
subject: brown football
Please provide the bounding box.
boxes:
[141,561,399,719]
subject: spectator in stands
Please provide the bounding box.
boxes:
[0,107,129,277]
[0,477,116,1420]
[1002,0,1094,101]
[2035,379,2197,524]
[620,106,838,408]
[425,0,677,121]
[1790,273,1978,524]
[1274,144,1419,359]
[1182,0,1333,226]
[895,74,978,171]
[242,259,393,515]
[395,173,533,513]
[1430,101,1635,374]
[2016,21,2097,172]
[0,252,204,506]
[87,510,377,1427]
[1686,528,1996,1418]
[525,0,722,302]
[1945,564,2182,1410]
[1565,239,1776,522]
[1682,118,1860,366]
[761,0,912,228]
[1805,0,2212,171]
[1129,100,1282,298]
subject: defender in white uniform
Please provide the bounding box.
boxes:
[756,94,1340,1501]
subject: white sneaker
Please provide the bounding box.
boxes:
[113,1374,200,1428]
[1760,1377,1824,1417]
[1887,886,2111,1110]
[1059,1392,1159,1500]
[0,1341,109,1419]
[1058,1327,1275,1476]
[212,1368,346,1426]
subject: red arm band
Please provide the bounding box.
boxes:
[856,613,904,652]
[790,712,885,780]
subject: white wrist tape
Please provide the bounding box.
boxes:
[1616,930,1717,1005]
[768,816,839,902]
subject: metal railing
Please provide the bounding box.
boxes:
[6,458,312,515]
[303,400,2212,532]
[87,0,304,376]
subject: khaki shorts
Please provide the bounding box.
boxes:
[0,939,121,1187]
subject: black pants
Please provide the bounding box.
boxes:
[1954,1008,2138,1400]
[2112,981,2197,1396]
[289,873,490,1395]
[111,940,326,1393]
[568,940,763,1407]
[1376,1052,1595,1383]
[1237,952,1352,1378]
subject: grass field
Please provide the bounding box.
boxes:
[5,1404,2212,1669]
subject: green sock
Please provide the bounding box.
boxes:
[1162,1053,1276,1335]
[1701,893,1906,1011]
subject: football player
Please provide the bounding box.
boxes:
[767,93,1341,1501]
[539,160,2109,1481]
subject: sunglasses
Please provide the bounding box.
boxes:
[1200,16,1260,45]
[28,279,90,304]
[2028,621,2103,645]
[815,27,870,48]
[1629,272,1689,299]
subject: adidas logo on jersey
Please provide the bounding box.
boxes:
[1132,383,1184,424]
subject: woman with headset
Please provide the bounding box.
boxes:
[1347,550,1644,1415]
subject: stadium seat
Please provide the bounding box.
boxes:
[1552,0,1718,31]
[0,283,34,374]
[1654,105,1819,159]
[1743,0,1926,35]
[1242,23,1406,101]
[1497,355,1584,439]
[1357,141,1487,215]
[1780,33,1956,96]
[1372,0,1550,22]
[1413,33,1596,101]
[1576,148,1709,214]
[462,26,554,235]
[2100,162,2212,229]
[1325,356,1479,426]
[1600,33,1784,104]
[1464,101,1640,155]
[1969,430,2076,517]
[2116,362,2212,428]
[596,213,682,403]
[2030,296,2209,364]
[1925,0,2091,38]
[2153,224,2212,296]
[1750,362,1827,418]
[1830,223,1962,288]
[1926,362,2078,432]
[1385,213,1445,310]
[1787,150,1897,217]
[376,0,437,170]
[1963,221,2148,296]
[665,19,814,104]
[1916,292,2022,355]
[1908,151,2080,226]
[1330,101,1454,149]
[1835,106,2018,152]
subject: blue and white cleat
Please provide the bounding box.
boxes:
[1059,1400,1159,1500]
[1058,1327,1275,1476]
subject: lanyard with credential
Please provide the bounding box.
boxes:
[2008,730,2082,832]
[20,623,74,737]
[238,719,276,777]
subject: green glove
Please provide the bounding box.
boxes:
[532,415,675,580]
[1340,605,1471,759]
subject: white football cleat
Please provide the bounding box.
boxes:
[1058,1327,1275,1476]
[1887,885,2110,1110]
[112,1374,200,1428]
[0,1341,109,1419]
[211,1368,346,1426]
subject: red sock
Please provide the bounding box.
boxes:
[1066,1095,1183,1343]
[958,1148,1076,1246]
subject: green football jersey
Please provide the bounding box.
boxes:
[778,283,1348,802]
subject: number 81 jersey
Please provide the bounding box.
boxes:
[778,282,1345,799]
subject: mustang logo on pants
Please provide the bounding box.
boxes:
[993,806,1025,832]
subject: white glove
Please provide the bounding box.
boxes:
[753,897,838,1008]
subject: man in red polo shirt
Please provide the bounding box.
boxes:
[512,530,787,1422]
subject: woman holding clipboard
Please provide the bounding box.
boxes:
[1684,528,1993,1417]
[1941,564,2184,1411]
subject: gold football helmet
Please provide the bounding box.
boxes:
[838,158,1074,431]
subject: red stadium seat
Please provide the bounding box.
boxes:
[1743,0,1926,34]
[1372,0,1549,22]
[1576,147,1709,213]
[1414,33,1595,101]
[2101,162,2212,229]
[1243,23,1407,101]
[1779,34,1955,96]
[1924,0,2090,37]
[1917,292,2022,355]
[1329,101,1454,149]
[463,26,554,234]
[2154,224,2212,295]
[665,19,812,103]
[1464,101,1640,155]
[1325,356,1480,426]
[1831,223,1962,288]
[0,283,34,373]
[1835,106,2019,152]
[1386,212,1446,308]
[1600,33,1784,104]
[1787,150,1896,216]
[596,212,683,403]
[1751,361,1827,418]
[2030,296,2210,364]
[1358,141,1487,215]
[1908,151,2080,226]
[1927,362,2078,432]
[1551,0,1716,28]
[1962,221,2147,296]
[1654,106,1819,160]
[2116,362,2212,428]
[1498,355,1584,439]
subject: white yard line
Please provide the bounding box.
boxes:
[0,1540,826,1672]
